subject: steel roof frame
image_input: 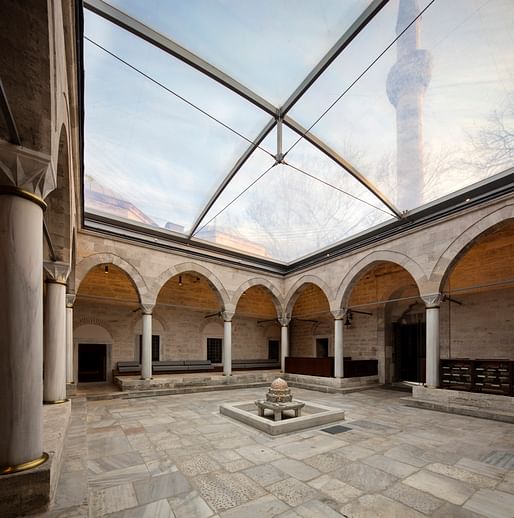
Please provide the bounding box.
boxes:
[81,0,514,269]
[83,0,401,241]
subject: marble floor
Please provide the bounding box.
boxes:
[38,388,514,518]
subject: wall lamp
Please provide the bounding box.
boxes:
[104,265,109,274]
[178,275,183,286]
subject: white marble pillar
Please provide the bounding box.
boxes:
[43,262,70,403]
[141,305,154,380]
[423,294,443,388]
[65,294,75,384]
[222,311,234,376]
[332,310,345,378]
[278,316,290,372]
[0,140,55,471]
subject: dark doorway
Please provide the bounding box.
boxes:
[393,323,426,383]
[268,339,279,360]
[316,338,329,358]
[78,343,106,382]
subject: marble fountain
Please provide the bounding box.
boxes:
[219,378,345,436]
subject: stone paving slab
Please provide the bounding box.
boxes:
[37,388,514,517]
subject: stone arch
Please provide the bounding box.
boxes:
[284,275,333,317]
[75,253,148,303]
[430,205,514,291]
[232,277,284,316]
[336,250,426,309]
[45,123,72,264]
[151,262,230,310]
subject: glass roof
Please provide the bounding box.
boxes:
[83,0,514,264]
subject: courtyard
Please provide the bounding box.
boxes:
[41,388,514,517]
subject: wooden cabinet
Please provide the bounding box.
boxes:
[440,359,514,396]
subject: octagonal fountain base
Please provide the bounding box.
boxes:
[220,400,345,436]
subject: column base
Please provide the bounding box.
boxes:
[0,452,49,475]
[43,399,70,405]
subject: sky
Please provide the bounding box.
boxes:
[84,0,514,262]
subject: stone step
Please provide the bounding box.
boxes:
[84,381,271,401]
[288,381,382,395]
[401,396,514,423]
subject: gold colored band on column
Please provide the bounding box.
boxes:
[0,452,49,475]
[43,399,70,405]
[45,279,68,286]
[0,185,47,210]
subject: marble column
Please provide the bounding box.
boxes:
[278,315,290,373]
[141,305,154,380]
[222,311,234,376]
[43,262,70,403]
[66,294,75,384]
[0,140,56,472]
[332,310,345,378]
[423,293,443,388]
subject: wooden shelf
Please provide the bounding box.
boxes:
[440,359,514,396]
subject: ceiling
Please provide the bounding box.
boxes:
[82,0,514,265]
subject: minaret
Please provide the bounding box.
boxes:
[386,0,431,209]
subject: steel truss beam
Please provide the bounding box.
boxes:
[84,0,278,116]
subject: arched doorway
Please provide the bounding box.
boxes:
[75,263,141,383]
[233,285,281,366]
[344,262,422,384]
[439,221,514,394]
[155,272,223,362]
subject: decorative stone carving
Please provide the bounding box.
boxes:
[43,261,70,284]
[331,309,345,320]
[0,140,56,200]
[140,303,154,315]
[278,315,291,327]
[221,310,234,322]
[255,378,305,421]
[421,293,443,308]
[267,378,292,403]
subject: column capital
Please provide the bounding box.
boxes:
[278,314,291,327]
[65,294,76,308]
[331,309,345,320]
[0,139,56,204]
[141,303,154,315]
[222,311,234,322]
[44,261,70,285]
[421,293,443,308]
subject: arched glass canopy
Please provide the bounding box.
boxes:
[83,0,514,264]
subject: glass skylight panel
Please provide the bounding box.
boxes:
[194,154,393,263]
[103,0,374,105]
[289,0,514,212]
[84,11,268,234]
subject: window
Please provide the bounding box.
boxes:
[268,339,280,360]
[207,337,222,363]
[138,335,160,362]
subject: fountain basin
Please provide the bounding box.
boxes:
[220,400,345,436]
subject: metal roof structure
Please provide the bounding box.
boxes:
[82,0,514,269]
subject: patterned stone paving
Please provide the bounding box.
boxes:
[37,388,514,517]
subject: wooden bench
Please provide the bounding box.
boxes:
[232,359,281,370]
[114,359,214,376]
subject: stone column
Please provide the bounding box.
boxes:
[423,294,442,388]
[332,310,345,378]
[0,140,56,472]
[65,294,75,384]
[141,304,154,380]
[222,311,234,376]
[43,262,70,403]
[278,315,290,373]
